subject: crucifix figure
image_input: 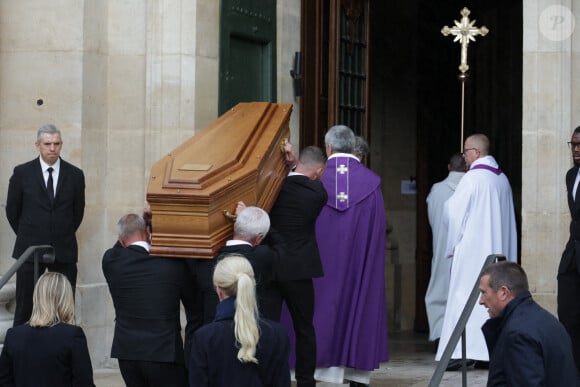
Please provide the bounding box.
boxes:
[441,7,489,151]
[441,7,489,74]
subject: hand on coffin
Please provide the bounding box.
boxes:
[235,201,247,216]
[283,142,297,169]
[143,202,153,232]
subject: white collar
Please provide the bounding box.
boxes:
[131,241,151,252]
[39,157,60,172]
[226,240,252,247]
[328,153,359,161]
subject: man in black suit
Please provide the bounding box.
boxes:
[102,213,194,387]
[559,125,580,375]
[187,203,285,331]
[219,204,284,320]
[269,145,328,387]
[5,124,85,326]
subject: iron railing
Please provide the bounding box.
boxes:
[0,245,55,291]
[429,253,506,387]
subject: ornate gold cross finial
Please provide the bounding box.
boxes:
[441,7,489,74]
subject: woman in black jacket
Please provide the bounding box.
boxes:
[189,254,290,386]
[0,272,95,386]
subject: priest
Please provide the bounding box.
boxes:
[313,125,389,387]
[425,152,466,342]
[435,133,517,369]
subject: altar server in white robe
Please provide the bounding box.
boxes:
[435,134,517,365]
[425,153,466,342]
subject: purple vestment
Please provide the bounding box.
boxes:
[281,154,389,371]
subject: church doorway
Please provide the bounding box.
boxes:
[298,0,522,332]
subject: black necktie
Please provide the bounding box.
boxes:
[47,167,54,204]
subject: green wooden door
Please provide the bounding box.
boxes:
[219,0,276,115]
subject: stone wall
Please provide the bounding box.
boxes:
[0,0,300,368]
[0,0,577,369]
[521,1,579,314]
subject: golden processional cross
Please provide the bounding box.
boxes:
[441,7,489,151]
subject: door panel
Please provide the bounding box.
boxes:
[219,0,276,115]
[300,0,369,149]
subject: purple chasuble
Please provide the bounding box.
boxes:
[333,157,351,210]
[280,156,389,371]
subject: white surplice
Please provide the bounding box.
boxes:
[435,155,517,361]
[425,171,465,341]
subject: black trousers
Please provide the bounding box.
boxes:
[279,279,316,387]
[184,257,217,365]
[118,359,187,387]
[558,269,580,375]
[14,261,77,326]
[185,258,219,328]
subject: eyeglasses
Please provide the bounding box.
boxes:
[568,141,580,150]
[462,148,478,155]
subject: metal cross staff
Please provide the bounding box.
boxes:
[441,7,489,152]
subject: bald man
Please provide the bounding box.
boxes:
[435,134,517,370]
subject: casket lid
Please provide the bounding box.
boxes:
[146,102,292,258]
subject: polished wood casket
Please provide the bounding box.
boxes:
[146,102,292,258]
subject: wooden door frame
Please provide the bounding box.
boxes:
[299,0,325,149]
[299,0,370,150]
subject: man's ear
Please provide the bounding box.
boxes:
[252,233,265,246]
[315,166,325,180]
[325,143,333,156]
[499,285,511,301]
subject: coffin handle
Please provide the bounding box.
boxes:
[280,137,289,153]
[223,210,237,222]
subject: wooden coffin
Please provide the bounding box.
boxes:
[146,102,292,258]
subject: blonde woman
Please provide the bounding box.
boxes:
[189,255,290,387]
[0,272,95,386]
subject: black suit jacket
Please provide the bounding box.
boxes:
[560,166,580,274]
[218,229,285,319]
[0,323,95,387]
[6,157,85,263]
[188,299,290,387]
[102,243,195,364]
[269,174,327,281]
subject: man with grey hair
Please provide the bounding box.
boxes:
[313,125,388,387]
[218,203,284,320]
[479,261,578,385]
[353,136,369,162]
[185,202,284,334]
[102,213,195,387]
[232,204,270,244]
[5,124,85,327]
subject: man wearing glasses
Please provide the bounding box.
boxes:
[558,126,580,375]
[435,133,517,370]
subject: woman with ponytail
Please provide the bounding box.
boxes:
[189,254,290,386]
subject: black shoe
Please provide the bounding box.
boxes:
[446,358,476,371]
[474,360,489,370]
[349,382,369,387]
